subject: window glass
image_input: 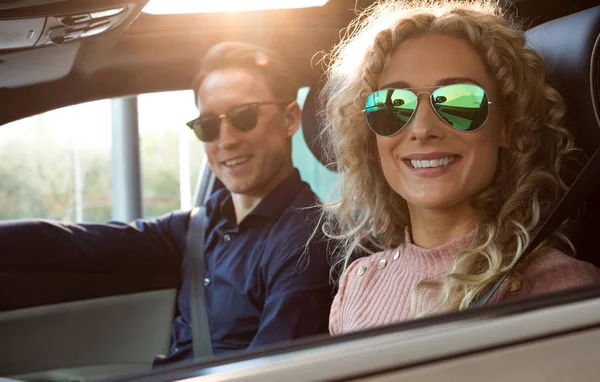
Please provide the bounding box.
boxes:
[0,90,203,222]
[138,91,203,218]
[0,100,112,221]
[293,87,339,202]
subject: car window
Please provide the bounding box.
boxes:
[138,91,204,217]
[0,86,336,223]
[0,90,203,222]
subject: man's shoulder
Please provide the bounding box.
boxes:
[261,183,330,276]
[279,182,321,228]
[263,183,324,253]
[285,180,320,211]
[291,181,320,206]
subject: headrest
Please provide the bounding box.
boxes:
[525,5,600,156]
[302,84,332,169]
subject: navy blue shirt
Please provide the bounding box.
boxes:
[159,169,332,363]
[0,169,333,365]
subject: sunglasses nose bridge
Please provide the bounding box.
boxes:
[412,91,437,117]
[414,91,432,104]
[407,91,446,140]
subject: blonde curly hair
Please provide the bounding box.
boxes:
[319,0,580,315]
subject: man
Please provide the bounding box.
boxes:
[0,42,333,365]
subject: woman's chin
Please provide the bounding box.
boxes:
[405,196,467,213]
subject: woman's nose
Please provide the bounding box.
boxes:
[406,93,446,142]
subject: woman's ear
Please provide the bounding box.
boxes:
[285,101,302,137]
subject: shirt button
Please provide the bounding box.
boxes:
[393,250,401,261]
[509,279,522,292]
[357,265,367,276]
[378,259,388,270]
[204,278,211,286]
[223,234,231,242]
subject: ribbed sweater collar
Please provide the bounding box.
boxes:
[398,227,476,277]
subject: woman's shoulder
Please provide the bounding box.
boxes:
[501,249,600,301]
[347,248,396,271]
[338,248,396,287]
[523,249,600,283]
[492,249,600,301]
[330,249,394,335]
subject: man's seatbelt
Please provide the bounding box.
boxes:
[185,206,214,358]
[471,145,600,307]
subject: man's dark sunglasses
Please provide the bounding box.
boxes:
[186,101,292,142]
[363,83,493,137]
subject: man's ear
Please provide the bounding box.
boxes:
[284,101,302,137]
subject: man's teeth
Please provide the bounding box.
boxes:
[225,156,250,167]
[410,156,456,169]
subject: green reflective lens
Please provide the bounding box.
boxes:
[431,84,488,132]
[365,89,417,136]
[364,84,490,136]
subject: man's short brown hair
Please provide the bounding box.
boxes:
[192,42,299,107]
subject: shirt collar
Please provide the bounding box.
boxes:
[218,169,307,226]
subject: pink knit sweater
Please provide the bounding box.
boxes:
[329,230,600,335]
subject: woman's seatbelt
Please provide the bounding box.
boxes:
[185,206,214,358]
[472,144,600,307]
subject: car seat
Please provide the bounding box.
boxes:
[526,5,600,267]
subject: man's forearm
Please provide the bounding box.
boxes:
[0,212,188,273]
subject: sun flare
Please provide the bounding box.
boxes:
[143,0,329,15]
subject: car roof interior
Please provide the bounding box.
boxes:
[1,0,600,268]
[0,0,598,124]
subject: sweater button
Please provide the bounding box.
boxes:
[378,259,388,270]
[509,279,522,292]
[393,250,401,261]
[357,265,367,276]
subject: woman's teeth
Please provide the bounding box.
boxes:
[410,156,457,169]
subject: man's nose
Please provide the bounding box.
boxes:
[407,93,446,142]
[218,119,242,149]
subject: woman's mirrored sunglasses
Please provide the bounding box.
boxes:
[186,100,292,142]
[363,83,493,137]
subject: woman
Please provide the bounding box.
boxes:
[320,0,600,334]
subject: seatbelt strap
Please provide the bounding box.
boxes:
[185,206,213,358]
[471,145,600,307]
